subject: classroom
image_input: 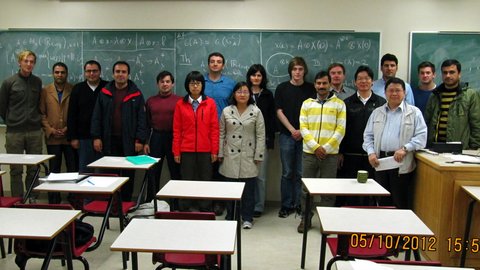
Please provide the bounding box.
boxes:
[1,0,480,269]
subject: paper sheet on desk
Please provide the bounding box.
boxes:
[349,259,393,270]
[444,153,480,163]
[375,156,402,171]
[79,177,114,187]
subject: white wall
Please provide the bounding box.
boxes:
[1,0,479,201]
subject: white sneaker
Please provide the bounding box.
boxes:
[242,221,253,229]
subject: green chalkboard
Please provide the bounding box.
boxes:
[0,30,380,124]
[409,32,480,89]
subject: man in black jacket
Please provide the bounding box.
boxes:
[67,60,108,173]
[338,65,386,205]
[91,61,147,201]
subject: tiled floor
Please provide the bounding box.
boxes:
[0,205,330,270]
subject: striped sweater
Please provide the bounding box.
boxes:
[299,93,347,154]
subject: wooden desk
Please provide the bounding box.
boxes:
[157,180,245,270]
[34,176,129,251]
[414,152,480,267]
[334,260,474,270]
[0,208,81,270]
[300,178,390,269]
[111,218,236,270]
[0,154,54,203]
[317,207,433,270]
[460,185,480,267]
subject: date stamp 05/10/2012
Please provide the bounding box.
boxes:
[350,234,480,253]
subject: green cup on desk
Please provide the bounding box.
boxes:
[357,170,368,183]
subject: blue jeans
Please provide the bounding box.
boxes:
[279,133,303,210]
[225,177,256,223]
[254,149,269,212]
[78,139,100,173]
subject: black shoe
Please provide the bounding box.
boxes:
[214,204,225,216]
[278,208,291,218]
[15,254,28,268]
[295,205,302,216]
[253,211,262,218]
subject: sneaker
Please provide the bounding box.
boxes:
[297,217,312,233]
[242,221,253,229]
[253,211,262,218]
[278,208,292,218]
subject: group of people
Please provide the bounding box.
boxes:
[1,49,479,232]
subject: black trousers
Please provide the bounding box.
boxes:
[179,152,212,211]
[374,169,413,209]
[145,131,180,202]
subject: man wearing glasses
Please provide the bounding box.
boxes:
[67,60,108,173]
[363,77,427,209]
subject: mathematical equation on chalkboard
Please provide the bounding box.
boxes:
[0,30,380,99]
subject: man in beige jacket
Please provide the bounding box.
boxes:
[40,62,76,203]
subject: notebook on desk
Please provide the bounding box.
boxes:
[39,172,89,183]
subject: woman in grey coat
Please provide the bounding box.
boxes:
[218,82,265,229]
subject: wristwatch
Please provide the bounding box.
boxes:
[402,146,408,152]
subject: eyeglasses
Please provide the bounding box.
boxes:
[386,89,404,94]
[356,77,372,82]
[85,69,99,74]
[235,90,250,95]
[189,81,202,87]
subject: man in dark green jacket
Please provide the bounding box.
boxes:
[425,59,480,150]
[0,50,43,199]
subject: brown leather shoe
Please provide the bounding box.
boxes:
[297,218,312,233]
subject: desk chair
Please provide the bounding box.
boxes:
[79,172,149,231]
[152,211,221,270]
[0,174,22,258]
[13,204,96,270]
[326,206,399,270]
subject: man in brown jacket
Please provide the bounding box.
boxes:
[40,62,76,203]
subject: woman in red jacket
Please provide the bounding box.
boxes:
[172,70,219,211]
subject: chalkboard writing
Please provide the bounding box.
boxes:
[410,32,480,89]
[0,30,380,124]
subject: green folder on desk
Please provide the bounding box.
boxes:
[126,155,157,165]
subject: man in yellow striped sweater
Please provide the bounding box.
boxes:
[297,70,346,233]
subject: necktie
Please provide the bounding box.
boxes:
[192,100,199,112]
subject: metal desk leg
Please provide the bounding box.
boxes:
[40,235,58,270]
[115,191,129,270]
[86,195,115,251]
[461,200,476,267]
[131,251,138,270]
[63,231,74,270]
[235,200,242,270]
[301,192,311,269]
[22,163,48,203]
[319,233,327,270]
